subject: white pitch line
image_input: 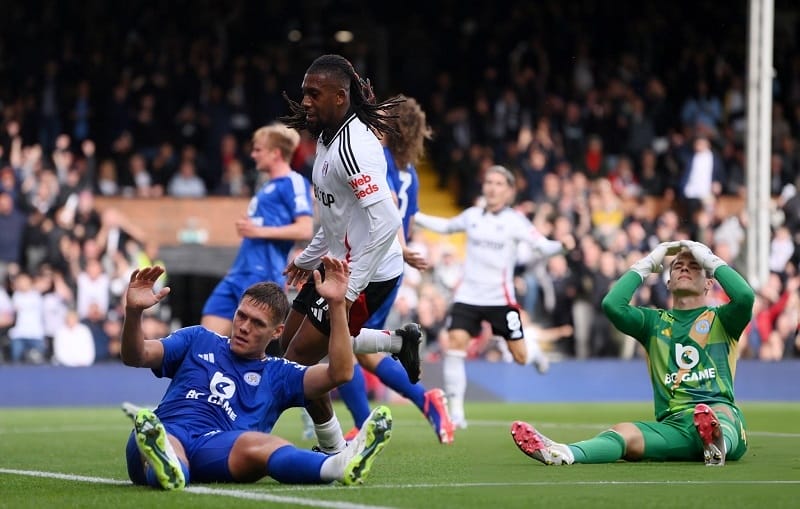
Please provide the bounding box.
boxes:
[395,419,800,438]
[2,420,799,438]
[0,424,129,434]
[0,469,129,486]
[265,479,800,493]
[0,469,396,509]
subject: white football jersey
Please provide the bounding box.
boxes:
[421,207,544,306]
[311,114,403,287]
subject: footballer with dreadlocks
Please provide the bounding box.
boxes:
[278,54,423,454]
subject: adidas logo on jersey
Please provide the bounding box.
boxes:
[198,353,215,363]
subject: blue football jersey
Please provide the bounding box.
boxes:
[383,147,420,241]
[227,172,312,286]
[152,326,308,433]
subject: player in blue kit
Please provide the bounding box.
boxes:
[121,257,392,490]
[201,123,314,336]
[336,95,455,444]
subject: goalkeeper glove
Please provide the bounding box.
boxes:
[630,241,682,280]
[680,240,727,276]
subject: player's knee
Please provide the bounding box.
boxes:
[610,423,644,460]
[355,352,381,371]
[230,433,287,482]
[447,330,471,350]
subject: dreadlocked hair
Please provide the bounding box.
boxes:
[280,54,403,137]
[384,95,433,169]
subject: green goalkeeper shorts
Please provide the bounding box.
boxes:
[633,404,748,461]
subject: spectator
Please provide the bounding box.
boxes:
[678,136,724,222]
[0,190,26,277]
[123,153,154,198]
[35,267,72,358]
[0,283,14,362]
[52,309,95,367]
[8,272,47,364]
[95,208,146,269]
[167,159,207,198]
[95,159,120,196]
[82,301,113,362]
[213,159,250,197]
[76,258,110,320]
[680,80,722,135]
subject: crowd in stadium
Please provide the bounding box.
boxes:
[1,0,799,366]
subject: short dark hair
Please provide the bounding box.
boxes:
[281,54,403,137]
[241,282,290,326]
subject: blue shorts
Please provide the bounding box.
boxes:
[202,274,278,320]
[362,276,402,329]
[125,421,247,484]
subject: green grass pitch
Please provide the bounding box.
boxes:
[1,402,798,508]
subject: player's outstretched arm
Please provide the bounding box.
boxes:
[302,256,355,398]
[121,267,169,369]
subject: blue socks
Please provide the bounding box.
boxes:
[375,356,425,409]
[266,445,326,484]
[340,358,427,430]
[338,366,372,428]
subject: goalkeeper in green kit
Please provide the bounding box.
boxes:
[510,240,754,466]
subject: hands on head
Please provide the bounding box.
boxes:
[679,240,726,275]
[632,240,727,280]
[631,241,682,279]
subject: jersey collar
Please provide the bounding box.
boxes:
[321,112,358,147]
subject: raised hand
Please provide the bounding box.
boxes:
[125,267,171,310]
[313,256,349,305]
[679,240,726,275]
[630,241,682,279]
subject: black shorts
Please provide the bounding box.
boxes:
[292,264,401,336]
[446,302,524,341]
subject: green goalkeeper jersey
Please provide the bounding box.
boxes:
[602,266,754,421]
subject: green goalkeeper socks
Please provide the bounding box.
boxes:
[568,430,626,464]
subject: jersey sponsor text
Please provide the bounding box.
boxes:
[664,367,717,386]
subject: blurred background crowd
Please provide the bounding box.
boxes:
[1,0,800,367]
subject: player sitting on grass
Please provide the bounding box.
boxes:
[120,257,391,490]
[511,241,753,467]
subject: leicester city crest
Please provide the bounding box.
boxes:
[244,372,261,386]
[695,319,710,334]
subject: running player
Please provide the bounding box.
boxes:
[414,165,564,428]
[201,123,313,336]
[279,54,422,454]
[337,95,455,444]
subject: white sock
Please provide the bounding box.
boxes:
[314,414,346,453]
[524,334,543,365]
[319,452,348,482]
[351,328,396,354]
[318,416,368,482]
[443,350,467,423]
